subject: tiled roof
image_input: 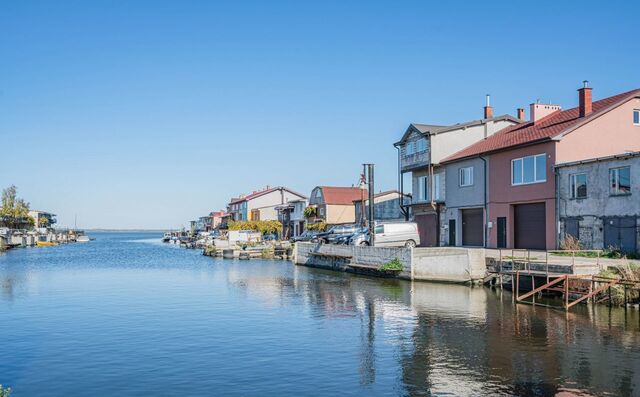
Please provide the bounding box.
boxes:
[320,186,367,205]
[442,89,640,163]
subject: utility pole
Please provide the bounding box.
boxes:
[363,163,375,246]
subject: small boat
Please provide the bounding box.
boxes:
[36,241,58,247]
[162,232,171,243]
[76,235,90,243]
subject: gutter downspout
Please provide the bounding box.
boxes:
[479,156,488,248]
[395,144,409,221]
[555,166,560,250]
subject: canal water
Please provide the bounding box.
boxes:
[1,232,639,396]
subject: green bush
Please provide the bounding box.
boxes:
[380,258,403,271]
[228,220,282,235]
[305,221,326,231]
[0,385,11,397]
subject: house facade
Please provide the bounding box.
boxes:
[394,100,521,247]
[442,84,640,250]
[227,186,307,222]
[557,152,639,253]
[307,186,365,226]
[275,199,307,239]
[353,190,411,225]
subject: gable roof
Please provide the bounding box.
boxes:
[442,89,640,163]
[394,115,521,146]
[229,186,307,204]
[318,186,367,205]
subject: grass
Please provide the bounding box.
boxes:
[594,263,640,306]
[551,249,640,260]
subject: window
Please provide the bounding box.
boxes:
[570,173,587,199]
[610,167,631,195]
[459,167,473,187]
[374,224,384,234]
[433,174,441,200]
[406,141,415,155]
[416,138,427,153]
[634,110,640,125]
[417,176,428,201]
[318,207,325,216]
[512,154,546,185]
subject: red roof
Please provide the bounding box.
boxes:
[320,186,367,205]
[442,89,640,163]
[229,186,307,204]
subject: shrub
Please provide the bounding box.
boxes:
[380,258,403,271]
[228,220,282,235]
[560,234,581,251]
[303,207,316,218]
[306,222,326,232]
[0,385,11,397]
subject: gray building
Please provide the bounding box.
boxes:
[557,151,639,253]
[354,190,411,225]
[441,157,488,247]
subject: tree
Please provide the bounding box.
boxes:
[0,185,31,229]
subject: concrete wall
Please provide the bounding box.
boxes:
[294,242,412,278]
[487,141,557,249]
[294,243,487,283]
[556,97,640,163]
[557,154,640,251]
[412,247,486,282]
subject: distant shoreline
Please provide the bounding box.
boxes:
[83,229,165,233]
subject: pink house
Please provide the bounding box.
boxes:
[443,84,640,250]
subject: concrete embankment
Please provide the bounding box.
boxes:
[293,242,486,283]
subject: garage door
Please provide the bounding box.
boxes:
[414,214,437,247]
[462,208,483,246]
[514,203,546,250]
[604,217,637,253]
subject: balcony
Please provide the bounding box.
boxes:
[400,150,430,172]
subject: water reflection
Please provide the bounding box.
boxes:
[0,234,639,396]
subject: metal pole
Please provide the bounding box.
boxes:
[366,163,375,246]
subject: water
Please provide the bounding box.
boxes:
[1,232,639,396]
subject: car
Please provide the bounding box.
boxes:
[350,222,420,248]
[314,225,363,244]
[290,230,320,242]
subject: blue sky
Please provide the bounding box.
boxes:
[1,1,639,229]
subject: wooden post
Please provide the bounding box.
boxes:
[531,275,536,304]
[515,270,520,299]
[624,285,628,309]
[564,275,569,309]
[608,286,612,307]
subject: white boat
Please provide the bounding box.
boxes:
[76,235,90,243]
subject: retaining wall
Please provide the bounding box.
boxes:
[294,242,412,278]
[412,247,486,283]
[294,243,487,283]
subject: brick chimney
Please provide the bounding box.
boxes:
[578,80,592,117]
[517,108,525,120]
[483,94,493,119]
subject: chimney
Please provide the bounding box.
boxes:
[578,80,592,117]
[517,108,525,120]
[483,94,493,119]
[530,100,562,122]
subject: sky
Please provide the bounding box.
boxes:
[1,1,639,229]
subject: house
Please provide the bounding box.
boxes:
[210,211,227,229]
[275,199,308,239]
[393,98,522,246]
[195,215,212,232]
[442,84,640,250]
[353,190,411,224]
[556,151,639,253]
[27,210,56,229]
[307,186,366,226]
[227,186,307,222]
